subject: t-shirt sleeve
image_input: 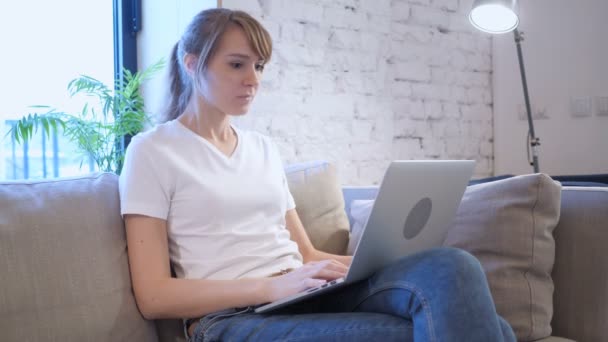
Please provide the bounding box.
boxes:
[118,136,172,219]
[283,170,296,211]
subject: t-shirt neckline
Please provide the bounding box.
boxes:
[173,120,241,162]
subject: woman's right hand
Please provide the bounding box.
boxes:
[263,259,348,303]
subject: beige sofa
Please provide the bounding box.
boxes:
[1,169,606,342]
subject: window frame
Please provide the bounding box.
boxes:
[113,0,141,150]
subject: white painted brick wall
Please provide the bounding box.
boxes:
[225,0,494,185]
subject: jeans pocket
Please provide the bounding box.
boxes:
[191,306,254,342]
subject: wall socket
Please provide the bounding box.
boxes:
[595,96,608,117]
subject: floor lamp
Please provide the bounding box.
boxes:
[469,0,540,173]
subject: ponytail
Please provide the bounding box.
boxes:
[161,42,192,122]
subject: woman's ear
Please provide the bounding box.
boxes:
[183,54,197,76]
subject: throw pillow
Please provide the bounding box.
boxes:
[285,161,350,255]
[345,173,562,341]
[443,173,562,341]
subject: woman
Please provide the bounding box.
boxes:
[119,8,516,342]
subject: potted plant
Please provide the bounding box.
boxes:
[8,59,164,175]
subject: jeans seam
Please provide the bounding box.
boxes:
[282,324,412,342]
[352,281,437,342]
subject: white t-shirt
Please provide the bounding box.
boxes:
[119,120,303,280]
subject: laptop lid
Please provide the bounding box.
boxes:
[344,160,475,283]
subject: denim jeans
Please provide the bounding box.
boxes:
[190,247,516,342]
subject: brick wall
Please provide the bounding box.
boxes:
[224,0,493,185]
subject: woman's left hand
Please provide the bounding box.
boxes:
[305,249,353,268]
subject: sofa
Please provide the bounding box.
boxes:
[1,162,606,342]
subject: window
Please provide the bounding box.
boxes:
[0,0,138,180]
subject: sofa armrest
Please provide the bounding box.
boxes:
[551,186,608,342]
[342,186,379,228]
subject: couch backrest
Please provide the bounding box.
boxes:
[0,173,157,342]
[551,186,608,342]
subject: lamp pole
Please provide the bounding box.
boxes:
[513,28,540,173]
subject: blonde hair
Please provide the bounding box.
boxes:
[161,9,272,122]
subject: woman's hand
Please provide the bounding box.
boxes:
[263,259,349,303]
[302,248,353,267]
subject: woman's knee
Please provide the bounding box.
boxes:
[433,246,483,269]
[426,247,485,281]
[375,247,485,286]
[398,247,486,287]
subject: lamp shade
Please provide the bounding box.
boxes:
[469,0,519,34]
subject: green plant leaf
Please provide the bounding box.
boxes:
[41,117,50,138]
[7,109,66,144]
[6,58,165,175]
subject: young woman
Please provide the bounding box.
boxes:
[119,8,516,342]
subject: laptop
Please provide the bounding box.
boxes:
[254,160,475,313]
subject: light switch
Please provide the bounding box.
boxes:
[570,97,593,118]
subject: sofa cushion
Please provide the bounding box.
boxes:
[284,161,350,255]
[551,186,608,342]
[0,173,157,341]
[443,173,562,341]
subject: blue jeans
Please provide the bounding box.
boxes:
[190,247,516,342]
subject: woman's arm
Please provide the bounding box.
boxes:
[125,213,349,320]
[285,209,353,267]
[124,214,272,319]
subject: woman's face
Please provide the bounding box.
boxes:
[192,25,265,116]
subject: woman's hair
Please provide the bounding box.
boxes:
[161,8,272,123]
